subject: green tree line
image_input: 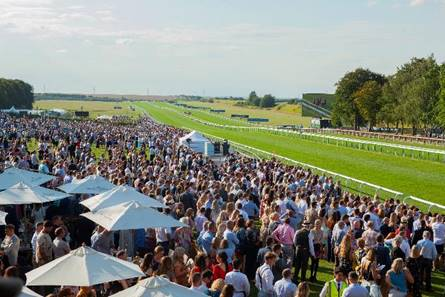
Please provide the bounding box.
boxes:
[0,78,34,109]
[332,55,445,135]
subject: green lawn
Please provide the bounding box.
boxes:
[179,99,312,126]
[137,101,445,207]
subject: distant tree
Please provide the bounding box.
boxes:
[436,64,445,129]
[333,68,386,130]
[353,80,384,130]
[0,78,34,109]
[260,94,276,108]
[248,91,260,106]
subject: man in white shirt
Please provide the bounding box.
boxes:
[274,268,297,297]
[190,272,209,294]
[432,215,445,270]
[225,259,250,297]
[255,252,276,297]
[0,224,21,266]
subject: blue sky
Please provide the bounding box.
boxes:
[0,0,444,97]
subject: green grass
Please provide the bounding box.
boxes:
[137,101,445,206]
[178,100,312,126]
[33,100,142,119]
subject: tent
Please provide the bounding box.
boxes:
[6,106,19,114]
[58,175,115,194]
[80,185,164,211]
[110,276,208,297]
[20,287,43,297]
[0,167,54,190]
[26,246,144,286]
[0,211,7,225]
[81,201,186,231]
[0,182,70,205]
[178,131,210,153]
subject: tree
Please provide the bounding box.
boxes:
[333,68,386,130]
[260,94,275,108]
[247,91,260,106]
[353,80,383,130]
[0,78,34,109]
[436,64,445,129]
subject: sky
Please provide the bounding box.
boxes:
[0,0,444,97]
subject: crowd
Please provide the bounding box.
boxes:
[0,113,444,297]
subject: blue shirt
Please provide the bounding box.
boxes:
[243,201,259,218]
[342,283,369,297]
[198,231,214,255]
[416,239,438,260]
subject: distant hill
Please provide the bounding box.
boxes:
[35,93,176,102]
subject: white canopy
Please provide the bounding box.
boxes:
[0,182,70,205]
[110,276,208,297]
[80,185,164,211]
[20,287,43,297]
[26,246,144,286]
[0,211,7,225]
[7,106,19,114]
[0,167,54,190]
[178,131,209,153]
[81,201,186,231]
[58,175,115,194]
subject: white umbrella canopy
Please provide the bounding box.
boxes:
[25,246,145,286]
[0,167,54,190]
[58,175,115,194]
[0,210,7,225]
[110,276,208,297]
[80,185,164,211]
[20,287,43,297]
[0,182,71,205]
[81,201,186,231]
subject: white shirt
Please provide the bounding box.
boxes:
[255,263,274,294]
[225,270,250,297]
[432,222,445,245]
[155,227,170,242]
[274,278,297,297]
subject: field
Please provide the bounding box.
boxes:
[178,100,312,126]
[136,101,445,207]
[33,100,142,118]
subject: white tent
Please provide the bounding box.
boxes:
[178,131,209,153]
[110,276,208,297]
[0,211,7,225]
[0,167,54,190]
[81,201,186,231]
[0,182,70,205]
[26,246,145,286]
[58,175,115,194]
[6,106,19,114]
[20,287,43,297]
[80,185,164,211]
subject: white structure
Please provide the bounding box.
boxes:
[0,167,54,190]
[80,185,164,211]
[81,201,186,231]
[110,276,208,297]
[178,130,210,153]
[0,211,7,225]
[26,246,144,286]
[20,287,43,297]
[58,175,115,194]
[0,182,70,205]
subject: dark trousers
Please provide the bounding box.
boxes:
[310,256,319,279]
[293,247,309,282]
[420,258,433,289]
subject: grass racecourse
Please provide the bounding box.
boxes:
[33,99,445,296]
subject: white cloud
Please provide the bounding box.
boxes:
[410,0,426,6]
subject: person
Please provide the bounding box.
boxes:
[31,222,44,256]
[255,252,276,297]
[76,287,96,297]
[53,227,71,258]
[310,219,324,282]
[320,267,348,297]
[295,281,310,297]
[272,216,295,267]
[431,214,445,270]
[212,251,232,281]
[91,226,114,255]
[293,221,314,283]
[273,268,297,297]
[190,272,209,294]
[58,288,75,297]
[337,232,354,275]
[386,258,414,297]
[359,249,381,297]
[406,246,421,297]
[36,220,53,266]
[416,230,437,291]
[342,271,369,297]
[225,258,250,297]
[220,284,235,297]
[210,278,226,297]
[0,224,21,266]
